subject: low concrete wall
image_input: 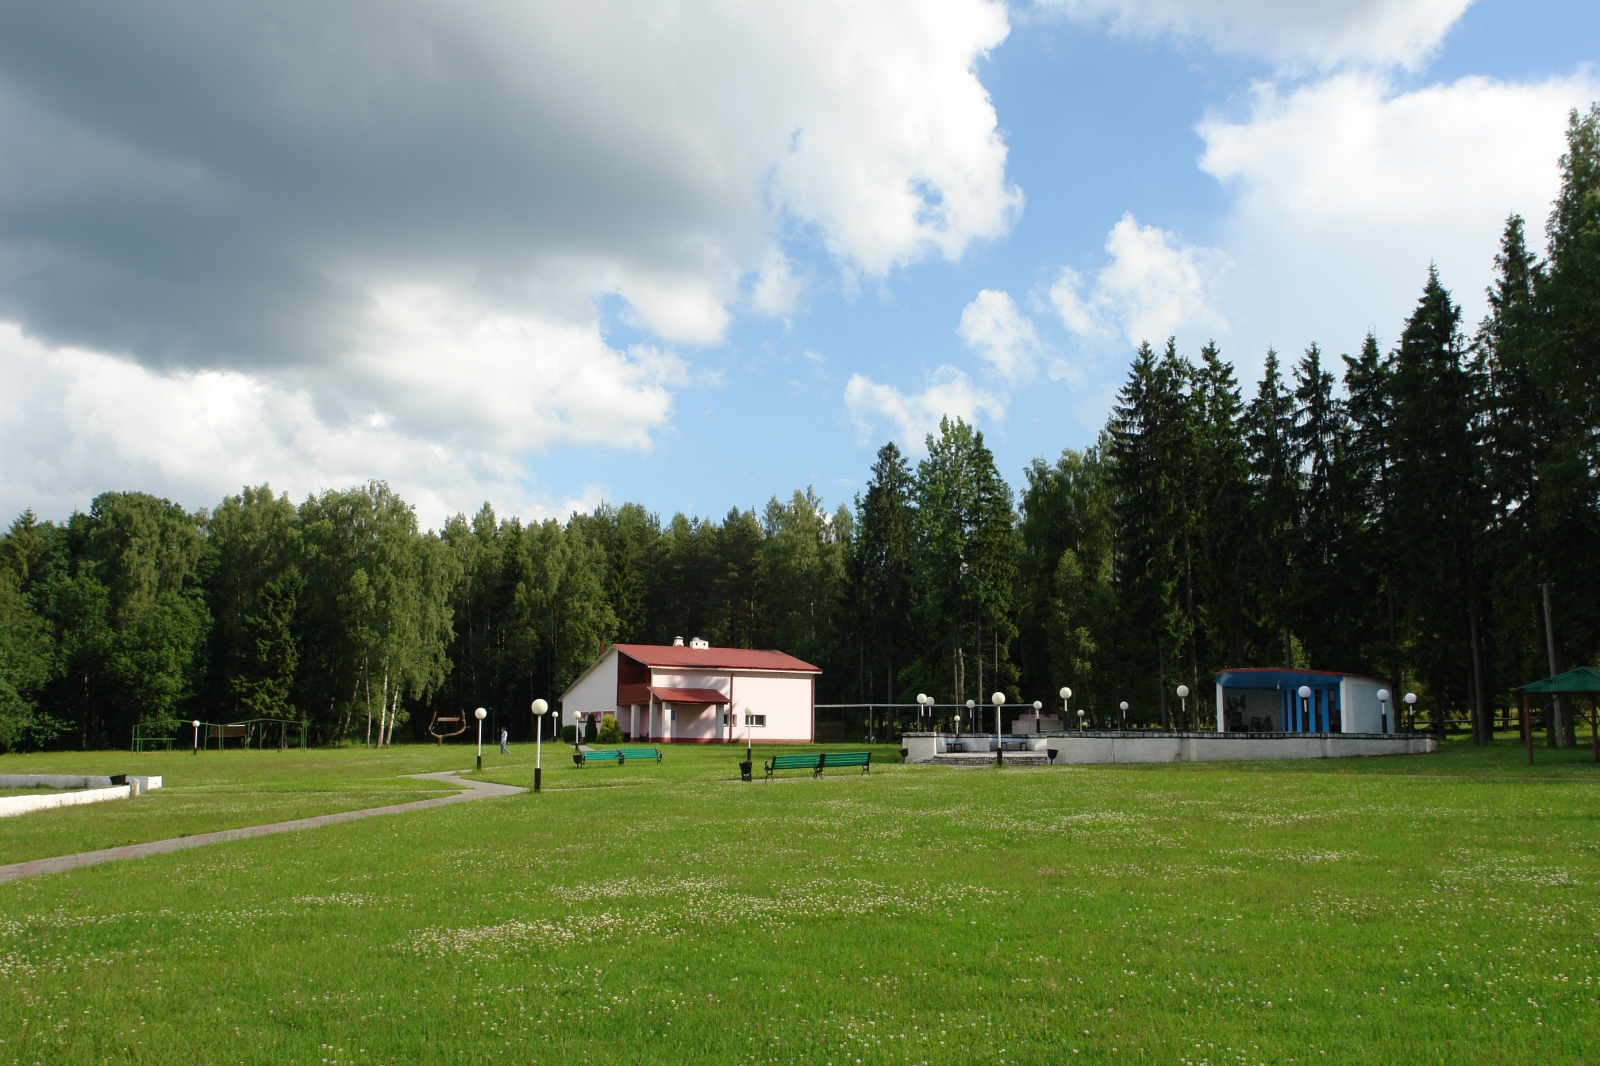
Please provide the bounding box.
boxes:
[902,731,1436,765]
[0,774,114,789]
[0,785,130,818]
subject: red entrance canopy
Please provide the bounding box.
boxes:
[649,686,729,705]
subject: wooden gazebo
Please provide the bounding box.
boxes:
[1518,666,1600,764]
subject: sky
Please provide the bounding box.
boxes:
[1,0,1595,527]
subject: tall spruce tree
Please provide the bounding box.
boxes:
[1244,350,1300,670]
[1387,269,1488,737]
[847,443,917,706]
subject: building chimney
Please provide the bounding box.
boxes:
[672,636,684,647]
[690,637,709,650]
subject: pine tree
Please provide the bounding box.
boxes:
[1527,104,1600,734]
[1387,269,1488,737]
[1244,350,1299,670]
[1108,342,1191,726]
[847,443,917,706]
[1190,344,1251,674]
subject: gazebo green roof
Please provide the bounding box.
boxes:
[1518,666,1600,694]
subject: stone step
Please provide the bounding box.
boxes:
[932,751,1052,767]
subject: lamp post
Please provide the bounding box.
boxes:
[473,707,487,770]
[1032,700,1043,733]
[915,693,929,733]
[1078,708,1086,731]
[992,691,1006,766]
[1176,684,1190,731]
[964,699,974,737]
[1119,701,1129,729]
[192,719,201,754]
[745,707,754,768]
[1404,692,1417,732]
[531,699,549,792]
[1059,686,1072,724]
[1376,689,1390,735]
[1297,686,1311,733]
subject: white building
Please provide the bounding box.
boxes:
[1214,668,1392,734]
[560,639,821,743]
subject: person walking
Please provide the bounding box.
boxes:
[499,727,509,755]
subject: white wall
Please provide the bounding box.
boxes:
[1340,677,1388,733]
[730,672,813,743]
[563,651,619,725]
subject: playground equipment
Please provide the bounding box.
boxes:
[133,718,305,752]
[426,709,470,745]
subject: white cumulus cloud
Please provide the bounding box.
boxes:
[1033,0,1473,69]
[843,366,1004,451]
[1197,71,1599,361]
[957,289,1048,383]
[1048,213,1228,350]
[0,320,639,525]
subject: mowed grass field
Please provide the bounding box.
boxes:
[1,736,1597,1064]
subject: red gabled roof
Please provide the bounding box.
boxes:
[612,643,821,673]
[650,687,730,705]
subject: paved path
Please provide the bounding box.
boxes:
[0,772,525,885]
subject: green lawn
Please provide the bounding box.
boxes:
[1,736,1597,1064]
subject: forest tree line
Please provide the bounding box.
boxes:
[1,105,1596,751]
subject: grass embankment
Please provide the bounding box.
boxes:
[0,736,1596,1063]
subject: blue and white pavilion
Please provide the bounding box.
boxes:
[1213,668,1391,734]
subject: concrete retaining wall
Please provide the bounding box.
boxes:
[0,774,114,789]
[0,785,130,818]
[902,731,1436,765]
[0,775,163,818]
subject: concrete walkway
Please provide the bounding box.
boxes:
[0,771,525,885]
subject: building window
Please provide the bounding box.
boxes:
[747,714,766,727]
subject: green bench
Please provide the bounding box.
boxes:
[821,750,871,774]
[763,750,872,780]
[574,749,622,767]
[765,753,823,779]
[575,747,663,767]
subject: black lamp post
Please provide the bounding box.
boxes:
[531,698,549,792]
[474,707,487,770]
[992,692,1006,765]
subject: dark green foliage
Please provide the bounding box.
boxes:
[914,418,1020,717]
[847,443,917,707]
[0,568,56,748]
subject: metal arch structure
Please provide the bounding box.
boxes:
[426,709,470,745]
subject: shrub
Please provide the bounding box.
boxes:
[560,725,577,744]
[597,713,622,744]
[583,715,598,744]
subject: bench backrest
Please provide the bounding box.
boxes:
[769,753,822,769]
[584,750,622,761]
[618,747,661,757]
[821,751,870,766]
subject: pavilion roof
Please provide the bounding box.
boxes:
[1518,666,1600,694]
